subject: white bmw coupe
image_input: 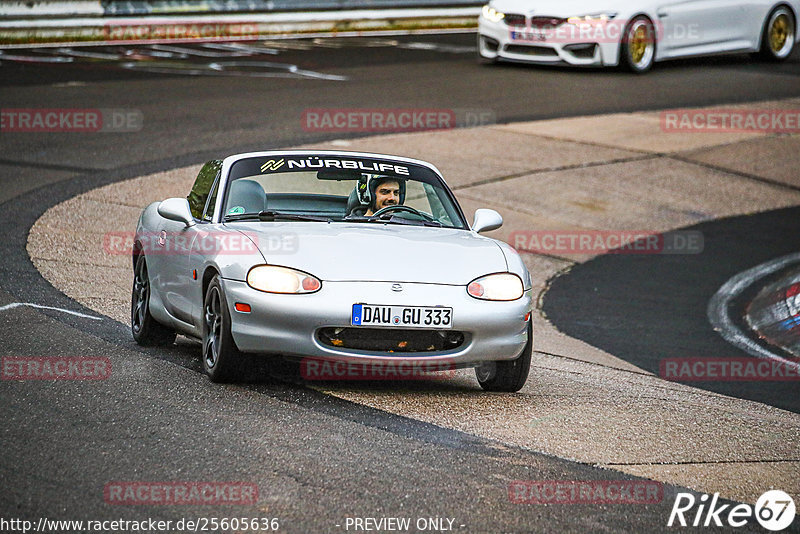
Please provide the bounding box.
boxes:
[478,0,798,72]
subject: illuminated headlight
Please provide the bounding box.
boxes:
[467,273,523,301]
[247,265,321,294]
[482,5,505,23]
[567,13,617,26]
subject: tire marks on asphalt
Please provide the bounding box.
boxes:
[0,38,472,80]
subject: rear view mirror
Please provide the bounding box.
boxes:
[317,170,363,181]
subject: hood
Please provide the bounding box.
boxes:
[491,0,625,18]
[229,222,508,285]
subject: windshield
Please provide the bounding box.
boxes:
[220,154,468,229]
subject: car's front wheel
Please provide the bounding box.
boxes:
[202,275,246,382]
[620,16,656,73]
[475,321,532,392]
[759,6,796,61]
[131,254,176,346]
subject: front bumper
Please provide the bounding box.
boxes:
[222,278,532,366]
[478,16,621,67]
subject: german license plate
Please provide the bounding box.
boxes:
[352,304,453,329]
[510,30,547,42]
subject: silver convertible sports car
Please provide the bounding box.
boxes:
[131,151,534,391]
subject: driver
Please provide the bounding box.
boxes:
[365,176,404,216]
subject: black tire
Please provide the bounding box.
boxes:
[619,16,657,74]
[131,254,177,346]
[475,321,533,392]
[759,6,796,61]
[202,275,247,382]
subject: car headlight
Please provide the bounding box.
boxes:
[567,12,617,26]
[247,265,321,294]
[482,5,505,23]
[467,273,524,301]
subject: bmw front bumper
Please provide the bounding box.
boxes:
[222,278,532,366]
[478,16,621,67]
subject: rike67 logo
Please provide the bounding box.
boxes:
[668,490,795,531]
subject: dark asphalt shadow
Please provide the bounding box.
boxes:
[543,206,800,413]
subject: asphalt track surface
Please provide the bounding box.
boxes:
[543,208,800,415]
[1,32,800,532]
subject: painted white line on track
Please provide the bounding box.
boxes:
[707,253,800,371]
[0,28,475,50]
[123,47,185,58]
[0,52,73,63]
[0,302,102,320]
[55,47,121,60]
[150,43,251,57]
[203,60,348,80]
[200,42,279,55]
[119,59,347,80]
[398,41,475,53]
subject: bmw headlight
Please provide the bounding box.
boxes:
[482,5,505,23]
[467,273,523,301]
[567,12,617,26]
[247,265,321,294]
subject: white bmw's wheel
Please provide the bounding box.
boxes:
[621,16,656,73]
[761,6,796,60]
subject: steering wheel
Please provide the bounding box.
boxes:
[371,205,435,221]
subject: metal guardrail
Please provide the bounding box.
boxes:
[103,1,484,16]
[0,1,484,18]
[0,1,482,45]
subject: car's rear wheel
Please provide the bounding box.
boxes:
[475,321,532,392]
[759,6,796,61]
[131,254,176,346]
[202,275,246,382]
[620,16,656,73]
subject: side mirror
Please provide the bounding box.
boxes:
[472,208,503,234]
[157,198,195,227]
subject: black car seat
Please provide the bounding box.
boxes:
[345,188,368,216]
